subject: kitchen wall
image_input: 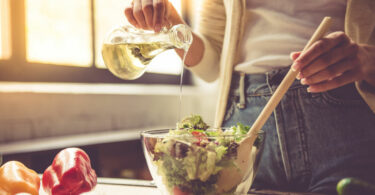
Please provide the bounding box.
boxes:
[0,0,217,152]
[0,80,218,145]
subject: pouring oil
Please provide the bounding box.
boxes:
[178,48,189,121]
[102,42,189,121]
[102,42,175,80]
[102,24,192,121]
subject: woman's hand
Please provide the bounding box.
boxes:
[291,31,375,93]
[124,0,184,32]
[124,0,205,68]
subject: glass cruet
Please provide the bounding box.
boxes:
[102,24,192,80]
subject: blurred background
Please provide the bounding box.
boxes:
[0,0,217,180]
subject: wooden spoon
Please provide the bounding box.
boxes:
[216,17,333,192]
[248,16,332,137]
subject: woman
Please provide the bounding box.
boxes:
[125,0,375,193]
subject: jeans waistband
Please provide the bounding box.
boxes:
[232,67,301,87]
[231,67,303,96]
[230,67,359,108]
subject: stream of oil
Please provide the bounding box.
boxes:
[102,41,189,121]
[178,48,188,122]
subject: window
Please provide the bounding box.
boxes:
[0,0,11,60]
[0,0,188,84]
[26,0,92,66]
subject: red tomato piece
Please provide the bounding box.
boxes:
[173,186,190,195]
[191,131,208,145]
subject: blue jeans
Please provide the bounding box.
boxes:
[222,68,375,194]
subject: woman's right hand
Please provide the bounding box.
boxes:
[125,0,205,68]
[124,0,184,32]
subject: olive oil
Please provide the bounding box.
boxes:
[102,24,192,122]
[102,42,175,80]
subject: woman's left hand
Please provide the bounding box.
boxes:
[290,31,375,93]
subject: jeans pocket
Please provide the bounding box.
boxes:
[321,84,364,105]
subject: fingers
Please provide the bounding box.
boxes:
[290,51,301,61]
[142,0,154,28]
[124,2,138,27]
[299,42,358,79]
[153,0,166,32]
[131,0,147,29]
[289,31,363,93]
[292,32,350,71]
[164,0,171,21]
[124,0,169,31]
[307,68,362,93]
[301,57,359,85]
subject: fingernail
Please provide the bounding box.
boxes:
[292,64,298,71]
[296,72,302,80]
[301,78,307,85]
[290,51,297,60]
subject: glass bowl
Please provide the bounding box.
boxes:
[141,129,265,195]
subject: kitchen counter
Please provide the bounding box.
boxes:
[39,178,161,195]
[38,178,322,195]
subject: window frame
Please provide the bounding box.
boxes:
[0,0,191,84]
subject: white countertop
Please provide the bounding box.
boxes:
[36,177,320,195]
[39,178,162,195]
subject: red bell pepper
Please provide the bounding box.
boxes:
[0,161,40,195]
[42,148,97,195]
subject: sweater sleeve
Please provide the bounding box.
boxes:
[186,0,226,82]
[346,0,375,113]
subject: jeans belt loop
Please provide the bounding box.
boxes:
[237,72,246,109]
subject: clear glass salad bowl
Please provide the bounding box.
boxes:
[141,128,265,195]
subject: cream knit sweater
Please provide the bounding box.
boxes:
[187,0,375,127]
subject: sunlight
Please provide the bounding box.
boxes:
[25,0,92,66]
[94,0,129,68]
[0,0,11,60]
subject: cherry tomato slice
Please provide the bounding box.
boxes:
[173,186,190,195]
[191,131,207,145]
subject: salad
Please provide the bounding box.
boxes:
[143,115,262,195]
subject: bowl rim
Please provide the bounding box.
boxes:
[140,128,265,139]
